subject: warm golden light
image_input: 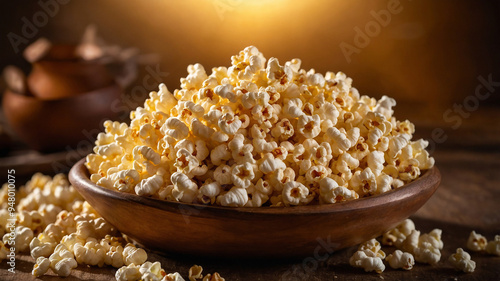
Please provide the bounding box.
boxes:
[51,0,500,125]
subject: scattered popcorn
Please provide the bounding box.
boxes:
[163,272,186,281]
[402,230,442,265]
[0,173,221,280]
[419,229,444,250]
[38,204,63,226]
[2,226,33,253]
[385,250,415,270]
[60,232,86,252]
[189,264,204,281]
[115,263,142,281]
[140,261,166,281]
[104,244,125,268]
[466,230,488,252]
[55,210,77,235]
[485,235,500,256]
[30,233,57,259]
[32,256,51,277]
[382,219,416,247]
[187,265,225,281]
[448,248,476,273]
[85,46,434,207]
[358,238,386,259]
[43,223,65,243]
[49,244,78,277]
[74,238,106,267]
[202,272,225,281]
[414,244,441,266]
[349,250,385,273]
[17,210,45,234]
[123,243,148,266]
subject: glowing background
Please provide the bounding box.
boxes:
[0,0,499,133]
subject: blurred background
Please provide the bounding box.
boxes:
[0,0,499,181]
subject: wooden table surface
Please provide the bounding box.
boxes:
[1,148,499,281]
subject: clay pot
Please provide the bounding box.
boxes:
[2,84,122,152]
[27,44,115,100]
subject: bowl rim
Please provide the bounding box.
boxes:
[69,158,441,216]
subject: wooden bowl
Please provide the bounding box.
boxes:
[69,159,441,259]
[26,44,114,100]
[2,85,122,152]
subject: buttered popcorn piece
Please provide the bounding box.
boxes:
[17,210,45,233]
[49,244,78,277]
[32,256,51,277]
[448,248,476,273]
[282,181,312,206]
[216,187,248,207]
[419,228,444,250]
[349,250,385,273]
[140,261,166,281]
[386,250,415,270]
[136,174,164,197]
[358,238,386,259]
[74,239,106,267]
[188,265,225,281]
[55,210,77,235]
[401,230,442,265]
[115,261,190,281]
[86,46,434,207]
[163,272,186,281]
[202,273,225,281]
[30,233,57,259]
[319,177,358,203]
[188,264,203,281]
[486,235,500,256]
[123,243,148,266]
[2,225,34,253]
[115,263,142,281]
[467,231,487,252]
[382,219,416,247]
[60,233,86,252]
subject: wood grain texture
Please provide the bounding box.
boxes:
[68,159,440,258]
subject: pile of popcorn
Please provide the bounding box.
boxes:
[86,46,435,207]
[0,173,224,280]
[349,218,500,274]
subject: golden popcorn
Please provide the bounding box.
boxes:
[448,248,476,273]
[385,250,414,270]
[85,46,435,207]
[0,173,209,280]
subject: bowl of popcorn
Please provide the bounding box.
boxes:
[69,46,440,258]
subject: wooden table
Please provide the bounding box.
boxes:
[1,149,499,281]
